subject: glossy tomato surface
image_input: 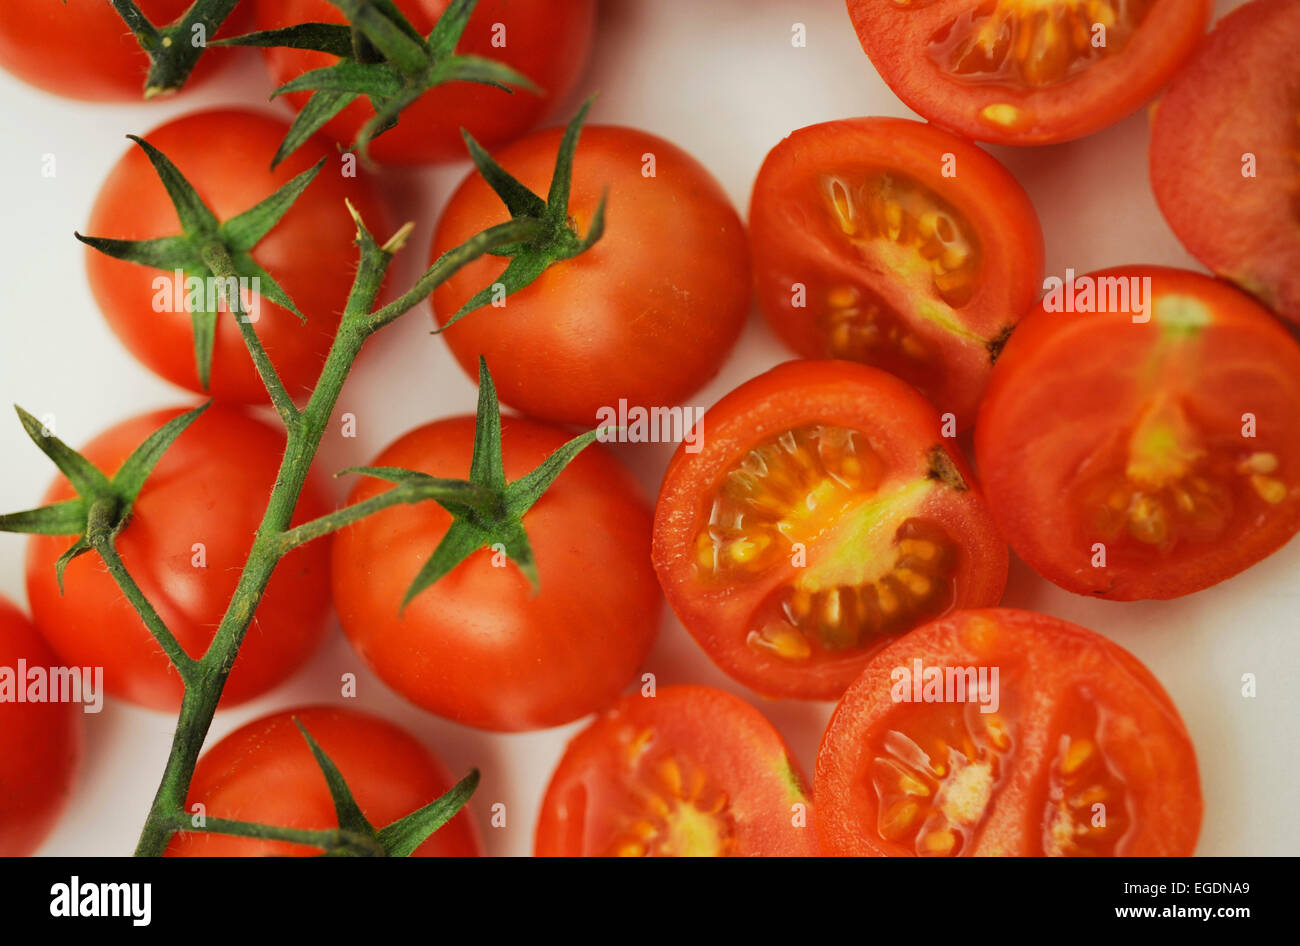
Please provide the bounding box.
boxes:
[845,0,1211,145]
[0,598,81,856]
[1150,0,1300,323]
[431,124,751,426]
[749,117,1043,425]
[535,685,820,856]
[167,706,482,856]
[255,0,597,165]
[976,266,1300,600]
[26,406,333,711]
[653,360,1007,701]
[85,108,389,404]
[816,608,1203,856]
[331,414,662,732]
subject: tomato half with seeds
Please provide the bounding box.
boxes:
[652,361,1008,702]
[536,685,819,856]
[845,0,1211,145]
[749,117,1043,426]
[167,706,481,856]
[85,108,389,404]
[331,414,662,732]
[816,609,1202,856]
[976,266,1300,600]
[26,406,333,711]
[1150,0,1300,324]
[0,598,81,856]
[255,0,597,165]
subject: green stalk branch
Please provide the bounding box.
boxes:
[91,537,199,681]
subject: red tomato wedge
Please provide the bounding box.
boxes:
[845,0,1212,145]
[535,686,819,857]
[167,706,482,856]
[653,361,1008,701]
[1150,0,1300,324]
[976,266,1300,600]
[749,117,1043,426]
[816,609,1203,857]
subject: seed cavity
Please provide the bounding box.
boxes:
[1040,691,1131,856]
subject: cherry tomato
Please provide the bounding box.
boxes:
[0,597,81,856]
[85,108,390,404]
[26,406,333,711]
[255,0,597,165]
[0,0,242,102]
[1150,0,1300,324]
[431,124,751,426]
[653,360,1007,702]
[749,117,1043,425]
[535,685,820,856]
[331,414,662,732]
[816,608,1203,856]
[976,266,1300,600]
[167,705,482,856]
[845,0,1211,146]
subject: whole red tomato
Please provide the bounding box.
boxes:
[431,124,752,426]
[26,406,333,712]
[0,597,81,856]
[85,108,390,404]
[167,706,482,856]
[331,414,662,731]
[255,0,597,165]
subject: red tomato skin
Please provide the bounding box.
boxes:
[430,124,752,426]
[1149,0,1300,323]
[653,360,1009,701]
[0,598,82,856]
[256,0,597,165]
[166,706,482,856]
[535,685,821,857]
[0,0,243,102]
[85,108,390,404]
[331,414,662,732]
[25,406,333,712]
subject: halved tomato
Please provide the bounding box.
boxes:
[976,266,1300,600]
[652,361,1008,701]
[749,117,1043,426]
[816,608,1202,856]
[535,685,819,856]
[1150,0,1300,324]
[845,0,1212,145]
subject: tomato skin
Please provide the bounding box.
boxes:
[85,108,390,404]
[255,0,597,165]
[976,266,1300,600]
[653,360,1008,702]
[166,706,482,856]
[331,414,662,732]
[431,124,752,426]
[1150,0,1300,323]
[846,0,1212,146]
[748,117,1043,425]
[815,608,1203,857]
[0,0,242,102]
[535,685,821,857]
[26,406,333,712]
[0,598,81,857]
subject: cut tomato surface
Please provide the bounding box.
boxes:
[845,0,1211,145]
[816,608,1202,856]
[1150,0,1300,324]
[653,361,1007,701]
[976,266,1300,600]
[535,685,820,857]
[749,117,1043,426]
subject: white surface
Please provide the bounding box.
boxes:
[0,0,1292,857]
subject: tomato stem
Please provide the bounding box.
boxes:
[107,0,242,98]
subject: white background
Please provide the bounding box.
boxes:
[1,0,1293,857]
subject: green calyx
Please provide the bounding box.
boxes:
[107,0,241,98]
[218,0,539,166]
